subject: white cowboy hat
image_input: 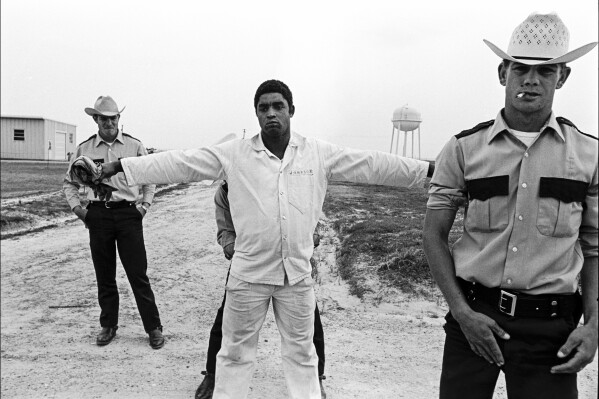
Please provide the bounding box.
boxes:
[483,12,597,65]
[84,95,126,117]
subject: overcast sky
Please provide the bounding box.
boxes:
[1,0,597,159]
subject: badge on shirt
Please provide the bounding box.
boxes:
[289,169,314,176]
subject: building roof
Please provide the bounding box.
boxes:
[1,115,77,126]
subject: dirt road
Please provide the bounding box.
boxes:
[1,183,597,398]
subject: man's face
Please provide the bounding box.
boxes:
[255,93,294,139]
[93,114,120,142]
[499,61,570,116]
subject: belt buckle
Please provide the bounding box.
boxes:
[498,290,517,316]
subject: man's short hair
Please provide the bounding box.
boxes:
[254,80,293,110]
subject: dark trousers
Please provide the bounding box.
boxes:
[86,206,161,333]
[439,296,581,399]
[205,271,326,376]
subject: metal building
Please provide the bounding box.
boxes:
[1,116,77,161]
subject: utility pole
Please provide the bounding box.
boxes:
[242,129,246,139]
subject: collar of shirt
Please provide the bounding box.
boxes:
[486,110,565,144]
[93,130,124,147]
[250,131,301,157]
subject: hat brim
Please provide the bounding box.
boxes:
[483,39,598,65]
[85,106,126,117]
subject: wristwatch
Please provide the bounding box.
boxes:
[140,203,150,212]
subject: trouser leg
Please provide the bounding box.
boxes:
[440,297,582,399]
[88,207,119,328]
[439,310,500,399]
[273,277,320,399]
[502,307,580,399]
[313,302,326,376]
[115,207,161,332]
[205,269,231,374]
[214,275,270,399]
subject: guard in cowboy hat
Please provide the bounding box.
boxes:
[423,12,597,399]
[63,95,165,349]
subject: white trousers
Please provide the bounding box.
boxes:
[213,275,320,399]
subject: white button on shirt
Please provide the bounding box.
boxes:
[121,132,429,286]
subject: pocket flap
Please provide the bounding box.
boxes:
[466,175,509,201]
[539,177,588,203]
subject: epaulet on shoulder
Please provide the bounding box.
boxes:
[455,120,494,140]
[78,134,96,146]
[122,132,141,142]
[557,117,597,141]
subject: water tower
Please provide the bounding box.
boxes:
[390,105,422,159]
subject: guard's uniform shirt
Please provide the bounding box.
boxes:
[427,110,598,294]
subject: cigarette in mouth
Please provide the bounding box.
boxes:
[517,93,525,98]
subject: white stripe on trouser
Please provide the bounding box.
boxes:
[213,275,320,399]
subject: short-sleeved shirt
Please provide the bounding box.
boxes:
[121,131,430,286]
[427,110,598,295]
[63,130,155,209]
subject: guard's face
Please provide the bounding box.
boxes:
[93,114,120,142]
[256,93,294,140]
[500,61,570,116]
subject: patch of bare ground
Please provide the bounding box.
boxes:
[0,182,596,398]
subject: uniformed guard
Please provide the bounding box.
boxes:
[423,12,598,399]
[63,95,164,349]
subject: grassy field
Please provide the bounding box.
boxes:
[1,160,69,199]
[0,160,184,236]
[322,181,463,301]
[1,161,73,230]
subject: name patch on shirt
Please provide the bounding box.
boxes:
[289,169,314,176]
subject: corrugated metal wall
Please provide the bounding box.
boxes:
[1,118,46,159]
[1,117,77,160]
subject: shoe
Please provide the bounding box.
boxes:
[96,326,118,346]
[148,327,165,349]
[319,375,327,399]
[195,371,215,399]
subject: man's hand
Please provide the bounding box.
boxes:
[100,161,123,180]
[73,205,88,226]
[313,232,320,248]
[551,324,598,374]
[454,308,511,366]
[223,243,235,260]
[136,204,147,218]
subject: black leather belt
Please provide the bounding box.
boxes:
[88,201,136,209]
[458,278,579,319]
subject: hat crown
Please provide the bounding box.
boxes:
[85,95,124,116]
[507,13,570,60]
[94,96,120,113]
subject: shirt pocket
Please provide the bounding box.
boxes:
[465,175,509,232]
[536,177,587,237]
[288,173,314,214]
